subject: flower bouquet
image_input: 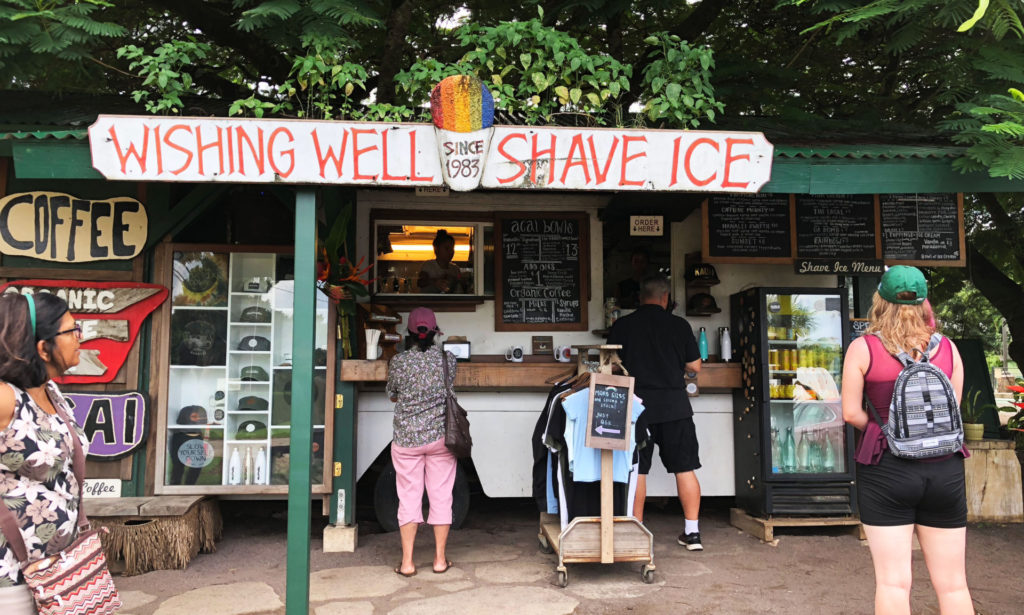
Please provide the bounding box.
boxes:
[317,204,374,358]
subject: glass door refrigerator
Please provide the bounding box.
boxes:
[730,287,857,516]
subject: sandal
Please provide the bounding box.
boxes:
[394,566,417,577]
[433,560,454,574]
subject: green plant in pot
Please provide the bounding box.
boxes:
[960,389,991,441]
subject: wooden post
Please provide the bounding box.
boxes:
[600,449,614,563]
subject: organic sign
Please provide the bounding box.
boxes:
[495,213,588,331]
[0,192,147,262]
[88,115,774,193]
[0,280,168,384]
[584,373,634,451]
[65,391,148,460]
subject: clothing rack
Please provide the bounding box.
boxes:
[538,344,655,587]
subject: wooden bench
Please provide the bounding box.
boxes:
[85,496,222,576]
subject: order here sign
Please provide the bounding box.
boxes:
[89,115,774,193]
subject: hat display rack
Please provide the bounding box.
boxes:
[166,249,330,489]
[683,252,722,317]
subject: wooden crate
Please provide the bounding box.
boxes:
[730,508,864,543]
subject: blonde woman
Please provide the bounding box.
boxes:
[841,266,973,615]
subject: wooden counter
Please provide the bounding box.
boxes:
[340,358,741,392]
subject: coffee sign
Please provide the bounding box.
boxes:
[0,192,147,262]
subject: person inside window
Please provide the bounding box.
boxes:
[616,247,651,309]
[417,230,463,293]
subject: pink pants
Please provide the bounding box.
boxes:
[391,437,457,526]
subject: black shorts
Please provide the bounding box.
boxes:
[856,450,967,528]
[638,417,701,475]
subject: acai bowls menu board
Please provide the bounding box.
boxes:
[495,212,589,331]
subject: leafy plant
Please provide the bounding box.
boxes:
[637,32,724,128]
[961,389,996,423]
[941,87,1024,179]
[117,39,211,114]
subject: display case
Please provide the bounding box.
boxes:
[158,247,331,494]
[731,287,857,516]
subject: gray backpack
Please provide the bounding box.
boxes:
[865,334,964,459]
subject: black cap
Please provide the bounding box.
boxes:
[238,395,269,410]
[687,292,721,314]
[240,365,269,381]
[177,405,208,425]
[235,420,267,439]
[240,306,271,323]
[685,262,720,284]
[238,336,271,351]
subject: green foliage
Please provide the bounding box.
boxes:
[638,32,724,128]
[233,0,381,46]
[0,0,125,85]
[941,89,1024,179]
[117,39,211,114]
[930,278,1007,355]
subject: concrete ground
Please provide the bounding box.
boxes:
[112,497,1024,615]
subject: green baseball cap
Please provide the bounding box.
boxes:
[878,266,927,304]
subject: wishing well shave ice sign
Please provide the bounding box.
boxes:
[90,78,772,193]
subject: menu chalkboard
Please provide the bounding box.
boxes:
[704,194,792,261]
[495,212,589,331]
[584,373,634,451]
[795,194,877,259]
[880,193,964,265]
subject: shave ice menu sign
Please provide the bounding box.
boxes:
[90,77,773,193]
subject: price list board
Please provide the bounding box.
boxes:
[703,194,793,263]
[880,193,964,266]
[795,194,878,259]
[495,212,589,331]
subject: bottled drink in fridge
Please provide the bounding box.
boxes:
[783,427,797,473]
[771,427,781,473]
[823,429,836,472]
[808,430,823,473]
[796,430,810,472]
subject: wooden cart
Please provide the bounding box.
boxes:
[538,344,656,587]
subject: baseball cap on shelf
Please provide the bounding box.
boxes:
[238,395,269,410]
[878,265,928,305]
[240,365,269,381]
[407,307,442,336]
[238,335,271,351]
[687,293,721,314]
[240,306,271,323]
[235,420,267,440]
[177,405,208,425]
[685,262,720,285]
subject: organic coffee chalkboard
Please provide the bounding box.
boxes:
[880,193,964,266]
[495,212,589,331]
[795,194,877,259]
[584,373,634,451]
[703,194,792,262]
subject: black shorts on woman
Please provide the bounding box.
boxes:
[856,450,967,528]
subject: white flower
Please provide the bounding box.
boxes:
[7,480,44,502]
[0,551,19,582]
[25,437,61,468]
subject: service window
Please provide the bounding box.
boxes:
[373,221,494,296]
[160,247,331,493]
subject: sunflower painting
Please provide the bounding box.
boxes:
[173,251,229,307]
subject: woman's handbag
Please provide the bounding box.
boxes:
[440,350,472,458]
[0,401,121,615]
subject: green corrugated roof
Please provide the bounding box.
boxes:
[0,129,87,141]
[775,144,963,160]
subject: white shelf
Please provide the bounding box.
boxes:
[229,351,272,355]
[171,305,228,311]
[169,365,226,369]
[230,322,272,326]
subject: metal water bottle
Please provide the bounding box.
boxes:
[719,326,732,362]
[698,327,708,362]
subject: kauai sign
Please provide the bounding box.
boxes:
[65,391,148,460]
[0,280,168,384]
[0,192,147,263]
[89,76,773,193]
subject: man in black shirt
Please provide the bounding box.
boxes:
[608,274,705,551]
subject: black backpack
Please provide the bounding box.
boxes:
[865,334,964,460]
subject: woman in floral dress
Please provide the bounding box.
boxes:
[0,292,88,614]
[387,307,458,577]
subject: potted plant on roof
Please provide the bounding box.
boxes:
[960,389,990,441]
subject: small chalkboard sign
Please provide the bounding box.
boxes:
[880,193,965,266]
[584,373,634,451]
[495,212,589,331]
[850,318,870,341]
[703,194,793,263]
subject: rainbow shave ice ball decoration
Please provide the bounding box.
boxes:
[430,75,496,191]
[430,75,495,133]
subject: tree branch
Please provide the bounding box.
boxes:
[965,242,1024,367]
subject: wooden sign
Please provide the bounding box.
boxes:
[65,391,148,460]
[83,479,122,498]
[89,115,774,192]
[584,373,634,451]
[0,192,147,262]
[795,194,877,259]
[0,281,168,384]
[495,212,589,331]
[703,194,793,263]
[629,215,663,236]
[880,193,965,266]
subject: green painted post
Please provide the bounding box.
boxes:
[286,189,317,614]
[330,381,356,526]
